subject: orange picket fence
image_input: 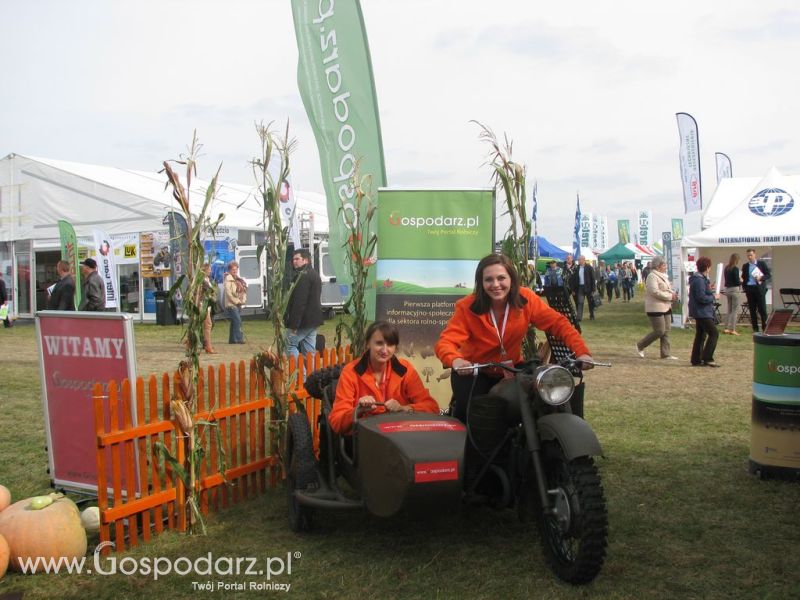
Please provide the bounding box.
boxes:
[91,347,350,554]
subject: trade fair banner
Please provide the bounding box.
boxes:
[580,213,592,249]
[637,209,653,246]
[58,219,81,309]
[377,189,494,405]
[572,195,581,259]
[715,152,732,184]
[36,312,138,493]
[618,219,631,244]
[293,0,386,293]
[671,218,684,240]
[663,232,685,328]
[92,228,119,309]
[676,112,702,213]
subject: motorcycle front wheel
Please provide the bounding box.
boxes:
[535,443,608,584]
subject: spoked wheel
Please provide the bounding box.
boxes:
[535,443,607,584]
[285,412,318,532]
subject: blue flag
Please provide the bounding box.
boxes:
[531,181,538,224]
[572,194,581,259]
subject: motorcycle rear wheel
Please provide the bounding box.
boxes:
[536,443,607,584]
[285,412,317,532]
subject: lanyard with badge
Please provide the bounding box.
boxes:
[489,304,514,377]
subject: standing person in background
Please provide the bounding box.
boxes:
[47,260,76,310]
[542,260,564,288]
[569,255,596,322]
[223,260,246,344]
[595,260,607,301]
[605,265,617,303]
[284,248,323,358]
[689,257,720,367]
[613,263,622,299]
[78,258,106,311]
[741,248,771,333]
[621,262,634,302]
[635,257,678,360]
[721,253,742,336]
[641,262,652,288]
[562,254,577,289]
[0,273,11,327]
[200,263,217,353]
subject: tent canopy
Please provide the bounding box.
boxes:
[530,236,568,260]
[598,242,635,262]
[683,167,799,248]
[0,153,329,242]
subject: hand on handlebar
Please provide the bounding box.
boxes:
[451,358,474,375]
[384,399,413,414]
[358,395,378,409]
[576,354,594,370]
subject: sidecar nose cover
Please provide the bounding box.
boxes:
[357,413,467,517]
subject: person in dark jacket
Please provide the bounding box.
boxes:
[569,255,596,321]
[741,248,771,332]
[0,273,11,327]
[689,256,720,367]
[78,258,106,311]
[284,248,323,357]
[47,260,76,310]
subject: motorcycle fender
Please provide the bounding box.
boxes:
[537,413,603,459]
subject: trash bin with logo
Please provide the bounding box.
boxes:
[750,333,800,479]
[153,291,177,326]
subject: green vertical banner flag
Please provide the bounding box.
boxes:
[671,218,684,240]
[377,189,494,406]
[292,0,387,298]
[58,219,81,308]
[617,219,630,245]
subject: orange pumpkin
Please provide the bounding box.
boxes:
[0,486,10,512]
[0,496,87,573]
[0,533,9,579]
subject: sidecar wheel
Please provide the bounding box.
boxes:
[286,412,318,532]
[536,444,607,585]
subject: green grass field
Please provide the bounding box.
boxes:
[1,299,799,599]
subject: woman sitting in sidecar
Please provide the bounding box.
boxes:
[328,321,440,434]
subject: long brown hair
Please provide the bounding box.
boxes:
[725,253,739,272]
[469,254,527,314]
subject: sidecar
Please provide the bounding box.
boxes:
[285,368,466,531]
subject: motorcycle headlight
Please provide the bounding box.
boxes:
[535,366,575,406]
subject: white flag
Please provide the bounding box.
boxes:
[715,152,732,184]
[676,112,702,213]
[92,229,119,309]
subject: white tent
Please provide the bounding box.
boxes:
[0,153,328,243]
[682,166,800,310]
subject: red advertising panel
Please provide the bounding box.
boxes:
[378,421,466,433]
[36,312,137,493]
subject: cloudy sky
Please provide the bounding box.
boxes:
[3,0,798,246]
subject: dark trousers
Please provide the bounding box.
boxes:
[449,371,502,423]
[575,287,594,321]
[605,282,615,302]
[744,286,768,331]
[691,318,719,365]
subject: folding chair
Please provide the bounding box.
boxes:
[779,288,800,321]
[738,302,750,323]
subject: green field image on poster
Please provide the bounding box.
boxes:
[377,259,475,296]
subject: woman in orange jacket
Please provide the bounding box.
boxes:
[435,254,593,422]
[329,321,440,435]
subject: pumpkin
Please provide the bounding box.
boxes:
[0,485,10,512]
[0,496,87,573]
[80,507,101,532]
[0,533,9,579]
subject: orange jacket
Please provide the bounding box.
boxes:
[329,354,440,434]
[435,287,590,367]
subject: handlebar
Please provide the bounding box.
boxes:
[456,356,612,376]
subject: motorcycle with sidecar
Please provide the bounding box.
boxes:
[285,356,609,585]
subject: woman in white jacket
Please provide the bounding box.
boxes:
[635,257,679,360]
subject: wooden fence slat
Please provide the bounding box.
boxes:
[108,381,125,552]
[93,383,111,555]
[207,365,219,513]
[197,368,208,516]
[238,361,248,499]
[173,372,186,533]
[122,381,138,549]
[148,375,164,534]
[162,373,174,530]
[135,377,151,543]
[248,361,257,498]
[218,364,230,508]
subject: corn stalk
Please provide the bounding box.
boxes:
[334,163,377,358]
[473,121,537,360]
[249,121,299,466]
[157,131,226,533]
